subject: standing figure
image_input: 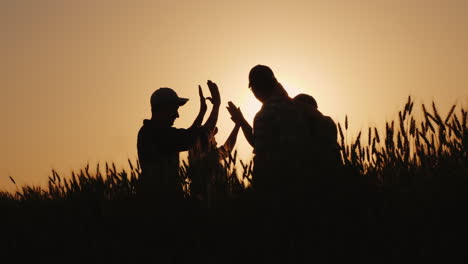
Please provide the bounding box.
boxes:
[227,65,311,202]
[187,86,242,208]
[136,81,221,207]
[293,93,341,171]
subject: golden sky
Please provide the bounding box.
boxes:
[1,0,467,191]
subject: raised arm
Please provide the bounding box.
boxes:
[227,101,254,148]
[220,123,241,155]
[240,119,254,148]
[202,80,221,132]
[189,85,207,129]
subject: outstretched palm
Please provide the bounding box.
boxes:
[207,80,221,106]
[227,101,244,124]
[198,85,208,112]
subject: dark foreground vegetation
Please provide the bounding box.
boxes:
[1,97,467,263]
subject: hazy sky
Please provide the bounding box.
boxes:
[2,0,467,191]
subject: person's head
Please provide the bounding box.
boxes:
[150,87,189,126]
[293,93,318,109]
[248,65,288,102]
[190,127,219,158]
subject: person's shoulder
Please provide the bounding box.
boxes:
[138,119,151,135]
[323,115,336,125]
[257,97,289,115]
[253,104,269,122]
[172,127,187,133]
[162,127,193,139]
[322,115,338,134]
[254,106,278,129]
[138,120,179,137]
[185,126,209,135]
[137,120,153,146]
[174,127,209,143]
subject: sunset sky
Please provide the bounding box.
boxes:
[2,0,467,191]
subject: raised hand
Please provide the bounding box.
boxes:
[227,101,254,147]
[226,101,245,124]
[207,80,221,106]
[201,80,221,132]
[198,85,207,113]
[190,85,208,128]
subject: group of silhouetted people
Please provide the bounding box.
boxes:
[137,65,340,210]
[136,64,341,208]
[135,64,344,262]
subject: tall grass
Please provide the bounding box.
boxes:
[0,96,466,262]
[1,96,466,202]
[1,161,140,201]
[337,96,467,196]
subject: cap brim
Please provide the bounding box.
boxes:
[178,98,189,106]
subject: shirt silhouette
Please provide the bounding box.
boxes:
[137,81,221,203]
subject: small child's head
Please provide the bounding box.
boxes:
[293,93,318,109]
[189,127,218,159]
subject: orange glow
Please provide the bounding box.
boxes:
[1,0,468,192]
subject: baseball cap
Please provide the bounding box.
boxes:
[150,87,189,107]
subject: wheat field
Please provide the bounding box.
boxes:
[1,96,467,263]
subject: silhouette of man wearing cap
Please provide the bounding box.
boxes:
[227,65,312,262]
[137,81,221,205]
[227,65,311,198]
[228,65,350,262]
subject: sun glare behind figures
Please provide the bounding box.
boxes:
[241,80,306,122]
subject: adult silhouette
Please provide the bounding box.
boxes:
[227,83,341,195]
[136,81,220,206]
[227,65,311,198]
[227,65,312,262]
